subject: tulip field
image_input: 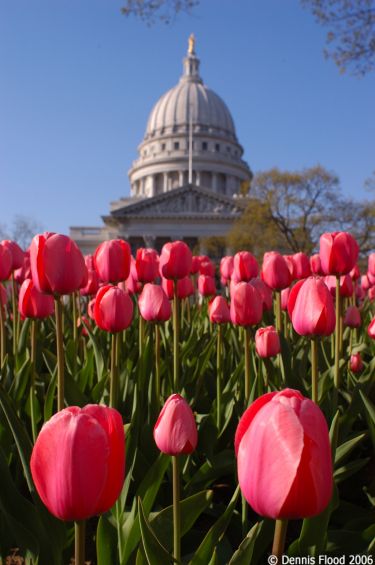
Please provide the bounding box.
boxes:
[0,234,374,564]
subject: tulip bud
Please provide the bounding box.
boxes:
[1,240,24,271]
[292,252,311,280]
[198,275,216,297]
[343,306,361,329]
[350,353,363,373]
[18,279,55,319]
[289,277,335,337]
[262,252,292,290]
[230,282,263,327]
[220,256,234,280]
[233,251,259,282]
[94,239,131,284]
[208,296,230,324]
[30,405,125,521]
[138,284,171,322]
[319,232,359,276]
[235,389,332,519]
[94,286,133,333]
[135,248,159,283]
[159,241,192,280]
[153,394,198,455]
[30,233,87,295]
[255,326,281,358]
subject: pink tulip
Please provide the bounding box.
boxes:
[281,287,291,311]
[349,264,360,280]
[255,326,281,358]
[14,251,31,284]
[284,255,295,279]
[18,279,54,319]
[220,256,234,280]
[153,394,197,455]
[138,284,171,322]
[319,232,359,276]
[0,283,8,306]
[0,244,12,281]
[368,318,375,339]
[343,306,361,328]
[361,275,370,291]
[235,389,332,519]
[208,296,231,324]
[324,275,353,298]
[30,404,125,521]
[162,276,194,300]
[30,233,87,295]
[261,252,292,290]
[250,278,273,311]
[233,251,258,282]
[1,240,24,271]
[310,254,322,275]
[80,268,99,296]
[350,353,363,374]
[368,271,375,286]
[289,277,335,336]
[292,252,311,279]
[286,280,305,320]
[230,282,263,327]
[94,239,131,284]
[369,287,375,302]
[191,255,201,275]
[198,275,216,297]
[135,248,159,283]
[199,259,215,277]
[94,286,133,333]
[159,241,192,280]
[368,253,375,276]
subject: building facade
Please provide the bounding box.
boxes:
[70,35,251,254]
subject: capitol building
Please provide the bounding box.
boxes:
[70,35,252,254]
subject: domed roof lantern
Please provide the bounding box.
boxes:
[181,33,203,84]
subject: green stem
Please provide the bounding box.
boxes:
[155,324,161,405]
[275,291,282,334]
[0,298,5,368]
[54,297,64,412]
[216,324,222,430]
[244,326,251,405]
[311,337,318,404]
[172,455,181,563]
[334,276,341,393]
[110,332,120,408]
[139,314,145,358]
[11,274,18,356]
[173,281,180,391]
[30,320,38,442]
[272,519,288,560]
[74,520,86,565]
[241,495,248,538]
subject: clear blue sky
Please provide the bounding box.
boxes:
[1,0,374,235]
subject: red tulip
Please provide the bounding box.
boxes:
[255,326,281,358]
[284,255,295,279]
[350,353,363,373]
[324,275,353,298]
[0,283,7,306]
[162,276,194,300]
[361,275,371,291]
[198,275,216,297]
[286,280,305,320]
[199,259,215,277]
[159,241,192,280]
[220,256,234,280]
[135,248,159,283]
[94,239,131,284]
[261,252,292,290]
[319,232,359,276]
[191,255,201,275]
[349,264,360,280]
[230,282,262,327]
[1,240,24,271]
[368,253,375,276]
[94,286,133,333]
[30,404,125,521]
[233,251,258,282]
[18,279,54,319]
[250,278,273,311]
[368,318,375,339]
[292,252,311,279]
[208,296,230,324]
[30,233,87,295]
[153,394,197,455]
[235,389,332,519]
[368,271,375,286]
[14,251,31,284]
[138,284,171,322]
[343,306,361,328]
[281,287,291,311]
[0,244,12,281]
[289,277,335,336]
[88,298,96,320]
[80,268,99,296]
[310,254,323,275]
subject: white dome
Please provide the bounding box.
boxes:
[146,81,237,141]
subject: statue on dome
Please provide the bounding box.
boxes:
[188,33,196,55]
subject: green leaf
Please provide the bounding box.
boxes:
[335,433,367,466]
[44,370,57,422]
[359,390,375,448]
[228,522,260,565]
[185,450,234,492]
[83,320,105,380]
[138,497,173,565]
[334,458,370,483]
[97,514,119,565]
[189,485,240,565]
[329,410,340,461]
[17,317,31,354]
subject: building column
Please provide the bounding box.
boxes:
[141,177,146,196]
[179,170,184,186]
[163,172,168,192]
[212,173,218,192]
[150,175,155,197]
[196,171,201,186]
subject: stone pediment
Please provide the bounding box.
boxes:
[110,184,245,219]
